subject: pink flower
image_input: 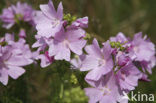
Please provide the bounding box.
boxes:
[110,32,128,44]
[0,2,35,29]
[69,17,88,29]
[81,39,113,81]
[36,0,64,38]
[0,34,33,85]
[131,32,155,62]
[85,72,128,103]
[33,0,88,66]
[116,63,142,91]
[129,32,156,74]
[32,35,48,52]
[48,28,86,61]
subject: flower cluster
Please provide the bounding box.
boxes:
[33,0,88,67]
[32,1,155,102]
[0,33,33,85]
[0,1,155,103]
[0,2,35,29]
[74,32,155,103]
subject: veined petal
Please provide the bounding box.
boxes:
[69,39,86,55]
[85,38,102,58]
[57,2,63,20]
[54,45,71,61]
[84,88,103,103]
[40,3,56,19]
[66,29,85,42]
[80,56,99,71]
[85,67,104,81]
[6,56,32,66]
[102,41,112,60]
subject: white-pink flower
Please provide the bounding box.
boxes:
[48,28,87,61]
[0,34,33,85]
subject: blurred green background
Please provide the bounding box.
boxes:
[0,0,156,103]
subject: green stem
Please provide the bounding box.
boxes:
[59,83,64,99]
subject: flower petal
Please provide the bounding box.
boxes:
[8,66,25,79]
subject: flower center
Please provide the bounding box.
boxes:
[98,58,106,67]
[14,13,23,22]
[51,19,60,28]
[63,39,69,48]
[101,86,111,96]
[133,46,139,53]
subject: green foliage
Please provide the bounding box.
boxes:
[1,95,23,103]
[48,60,88,103]
[62,87,88,103]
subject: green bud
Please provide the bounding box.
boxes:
[110,42,115,48]
[70,74,78,84]
[63,13,71,20]
[74,55,79,59]
[120,46,125,51]
[116,42,121,46]
[63,13,77,25]
[110,41,126,51]
[84,33,91,40]
[71,16,77,21]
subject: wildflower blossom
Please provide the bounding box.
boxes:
[81,39,113,81]
[116,63,142,91]
[85,72,127,103]
[48,28,86,61]
[131,32,155,62]
[83,32,155,103]
[36,0,63,38]
[0,33,33,85]
[0,2,35,29]
[33,0,88,64]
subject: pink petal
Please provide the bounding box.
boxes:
[85,38,102,58]
[54,45,71,61]
[7,56,32,66]
[100,96,116,103]
[80,56,99,71]
[69,39,86,55]
[85,67,104,81]
[57,2,63,20]
[0,68,8,85]
[8,66,25,79]
[40,1,56,19]
[102,41,112,60]
[67,29,85,42]
[84,88,103,103]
